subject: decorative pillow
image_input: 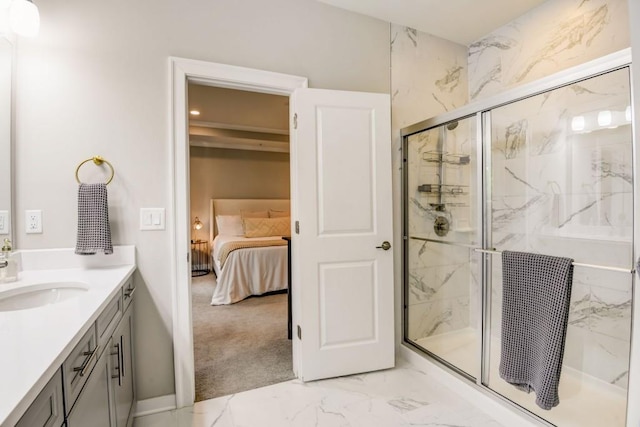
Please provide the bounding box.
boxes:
[215,215,244,236]
[243,217,291,238]
[240,210,269,219]
[269,209,290,218]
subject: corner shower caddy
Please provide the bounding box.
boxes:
[417,147,472,236]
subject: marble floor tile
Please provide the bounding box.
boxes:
[133,359,503,427]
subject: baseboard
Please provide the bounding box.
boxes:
[134,394,177,418]
[398,345,544,427]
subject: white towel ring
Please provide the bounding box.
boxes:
[75,156,115,185]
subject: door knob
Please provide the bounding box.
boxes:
[376,241,391,251]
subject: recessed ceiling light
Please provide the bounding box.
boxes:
[190,110,200,116]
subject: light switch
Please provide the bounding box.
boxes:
[140,208,165,230]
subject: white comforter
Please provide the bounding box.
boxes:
[210,235,288,305]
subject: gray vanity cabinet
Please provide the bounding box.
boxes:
[111,304,135,427]
[66,340,113,427]
[15,276,136,427]
[67,278,135,427]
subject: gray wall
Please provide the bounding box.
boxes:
[14,0,390,400]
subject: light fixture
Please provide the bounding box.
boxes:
[190,110,200,116]
[9,0,39,37]
[193,217,203,230]
[597,110,612,127]
[192,217,203,242]
[571,116,585,132]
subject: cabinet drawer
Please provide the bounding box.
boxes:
[122,277,135,310]
[96,289,123,348]
[62,327,98,414]
[16,369,64,427]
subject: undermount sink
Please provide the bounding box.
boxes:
[0,282,90,311]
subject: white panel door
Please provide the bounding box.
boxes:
[291,88,394,381]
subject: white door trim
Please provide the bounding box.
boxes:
[169,57,308,407]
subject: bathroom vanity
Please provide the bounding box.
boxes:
[0,246,136,427]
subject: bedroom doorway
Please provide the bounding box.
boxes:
[171,59,308,407]
[187,83,294,401]
[171,58,395,410]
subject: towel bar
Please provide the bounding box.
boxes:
[474,248,633,274]
[408,236,635,274]
[75,156,115,185]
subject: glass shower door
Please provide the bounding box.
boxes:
[486,67,633,427]
[404,116,481,379]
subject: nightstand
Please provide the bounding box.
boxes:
[191,240,210,277]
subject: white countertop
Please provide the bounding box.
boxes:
[0,246,136,426]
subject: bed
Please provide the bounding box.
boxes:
[209,198,290,305]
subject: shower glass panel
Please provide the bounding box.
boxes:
[486,68,633,427]
[405,116,480,379]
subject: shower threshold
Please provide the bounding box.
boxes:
[414,328,626,427]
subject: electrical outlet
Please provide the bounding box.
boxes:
[0,210,8,235]
[25,210,42,234]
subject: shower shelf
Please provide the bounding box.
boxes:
[428,202,469,210]
[422,151,471,165]
[418,183,468,195]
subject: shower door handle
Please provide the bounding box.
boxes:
[376,241,391,251]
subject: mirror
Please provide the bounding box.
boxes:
[0,36,13,244]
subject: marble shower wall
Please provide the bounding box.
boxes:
[405,121,479,341]
[391,25,472,341]
[489,67,633,388]
[397,0,632,385]
[468,0,629,101]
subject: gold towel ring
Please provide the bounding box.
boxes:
[75,156,115,185]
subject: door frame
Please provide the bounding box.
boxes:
[169,57,308,407]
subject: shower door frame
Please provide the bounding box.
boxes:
[401,48,637,426]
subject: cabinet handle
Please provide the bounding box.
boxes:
[111,342,121,385]
[73,346,99,377]
[120,337,126,378]
[112,366,120,380]
[124,287,136,299]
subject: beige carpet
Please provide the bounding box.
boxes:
[191,274,294,401]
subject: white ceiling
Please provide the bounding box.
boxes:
[316,0,549,46]
[188,84,290,153]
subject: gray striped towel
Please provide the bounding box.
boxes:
[499,250,573,410]
[75,183,113,255]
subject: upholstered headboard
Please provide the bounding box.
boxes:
[209,198,291,241]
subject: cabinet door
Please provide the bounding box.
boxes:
[16,369,64,427]
[112,305,135,427]
[67,345,112,427]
